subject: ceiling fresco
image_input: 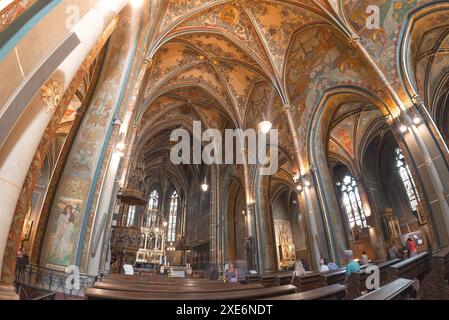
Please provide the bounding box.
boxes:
[138,0,348,181]
[328,103,385,165]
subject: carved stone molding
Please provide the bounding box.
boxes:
[40,80,64,113]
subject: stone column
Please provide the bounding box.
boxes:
[284,105,322,271]
[354,175,387,261]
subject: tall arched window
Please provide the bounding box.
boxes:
[395,148,420,212]
[167,191,179,242]
[336,174,369,229]
[127,206,136,227]
[146,190,159,227]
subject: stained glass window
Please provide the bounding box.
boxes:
[336,174,369,229]
[167,191,179,242]
[395,148,420,212]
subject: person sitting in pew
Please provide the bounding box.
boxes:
[326,260,340,271]
[343,250,360,284]
[360,251,370,265]
[225,263,238,283]
[320,258,330,272]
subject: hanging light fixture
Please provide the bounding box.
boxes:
[201,178,209,192]
[258,113,272,134]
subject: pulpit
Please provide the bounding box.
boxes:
[110,226,141,274]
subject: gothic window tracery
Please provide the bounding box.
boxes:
[167,191,179,242]
[146,190,159,227]
[395,148,420,213]
[336,174,369,229]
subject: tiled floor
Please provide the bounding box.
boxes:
[0,285,19,300]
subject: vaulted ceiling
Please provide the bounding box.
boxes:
[134,0,351,189]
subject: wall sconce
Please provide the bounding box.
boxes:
[201,178,209,192]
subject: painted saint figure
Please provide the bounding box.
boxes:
[50,205,76,261]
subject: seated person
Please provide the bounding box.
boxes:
[225,263,238,283]
[320,258,330,272]
[327,261,340,271]
[360,251,370,265]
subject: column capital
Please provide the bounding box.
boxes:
[310,163,318,173]
[411,94,424,108]
[144,57,153,68]
[40,79,64,113]
[348,34,362,48]
[283,104,293,112]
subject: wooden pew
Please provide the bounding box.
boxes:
[297,272,327,292]
[102,274,224,286]
[420,247,449,300]
[246,273,260,284]
[86,284,298,300]
[355,278,416,300]
[377,258,402,285]
[94,281,264,293]
[275,272,293,286]
[264,284,346,300]
[386,252,431,282]
[259,273,277,287]
[320,264,368,287]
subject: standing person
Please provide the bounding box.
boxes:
[344,250,360,282]
[407,238,418,257]
[360,251,369,265]
[15,241,27,282]
[290,259,307,287]
[319,258,330,272]
[388,244,401,259]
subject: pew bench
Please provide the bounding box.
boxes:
[275,272,293,286]
[386,252,431,282]
[259,273,277,287]
[264,284,346,301]
[86,284,298,300]
[297,272,328,292]
[94,281,264,293]
[355,278,416,300]
[246,274,260,284]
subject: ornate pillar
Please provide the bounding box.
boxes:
[0,0,129,279]
[283,104,322,271]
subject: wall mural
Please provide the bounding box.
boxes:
[46,198,82,267]
[41,9,139,270]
